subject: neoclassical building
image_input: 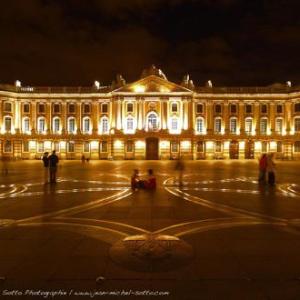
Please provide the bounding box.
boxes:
[1,66,300,160]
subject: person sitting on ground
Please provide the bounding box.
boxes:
[145,169,156,190]
[131,169,140,190]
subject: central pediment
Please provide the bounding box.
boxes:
[112,75,192,93]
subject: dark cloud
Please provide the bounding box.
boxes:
[0,0,299,86]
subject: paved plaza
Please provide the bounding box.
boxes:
[1,160,300,299]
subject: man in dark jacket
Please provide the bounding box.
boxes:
[42,152,49,183]
[48,150,59,183]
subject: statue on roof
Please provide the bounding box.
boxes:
[181,74,195,90]
[141,65,167,80]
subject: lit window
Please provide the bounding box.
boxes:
[4,140,12,153]
[230,118,237,134]
[148,113,158,131]
[295,103,300,113]
[126,140,134,152]
[38,118,45,133]
[101,141,108,152]
[171,118,178,131]
[4,117,12,132]
[215,104,222,113]
[83,118,90,133]
[101,117,109,134]
[245,118,252,135]
[275,118,283,134]
[127,117,134,131]
[196,118,204,134]
[68,104,75,113]
[37,141,44,153]
[260,118,268,135]
[171,141,178,152]
[53,118,60,133]
[68,142,75,152]
[68,118,75,133]
[214,118,222,133]
[101,103,108,113]
[245,104,252,114]
[295,117,300,132]
[196,104,203,114]
[23,118,30,133]
[215,141,222,152]
[84,141,90,153]
[171,103,178,112]
[127,103,133,112]
[4,102,12,112]
[23,103,30,113]
[295,141,300,152]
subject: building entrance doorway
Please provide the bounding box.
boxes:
[146,137,159,160]
[245,140,254,159]
[229,140,239,159]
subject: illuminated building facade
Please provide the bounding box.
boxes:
[1,66,300,160]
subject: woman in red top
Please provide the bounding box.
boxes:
[145,169,156,190]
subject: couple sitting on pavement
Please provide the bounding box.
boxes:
[131,169,156,190]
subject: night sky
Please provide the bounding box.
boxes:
[1,0,299,87]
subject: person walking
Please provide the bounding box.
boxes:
[266,153,276,186]
[175,157,185,187]
[48,150,59,183]
[42,152,49,183]
[258,153,267,183]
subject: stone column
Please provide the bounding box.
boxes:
[254,102,260,135]
[116,99,122,130]
[14,100,21,133]
[138,98,143,130]
[238,102,244,134]
[269,102,275,135]
[285,101,292,134]
[223,101,229,134]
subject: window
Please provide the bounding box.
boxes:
[230,118,237,134]
[23,103,30,113]
[4,117,12,132]
[148,113,158,131]
[295,117,300,132]
[171,141,179,152]
[101,141,108,152]
[23,118,30,133]
[277,141,283,153]
[196,104,203,114]
[101,103,108,113]
[230,104,237,114]
[53,118,60,133]
[68,103,75,113]
[38,103,45,113]
[101,117,109,134]
[245,104,252,114]
[262,141,268,153]
[68,118,75,133]
[4,140,12,153]
[245,118,252,134]
[197,141,204,152]
[126,140,134,152]
[295,141,300,152]
[295,103,300,113]
[171,118,178,131]
[23,141,29,152]
[53,104,60,113]
[277,104,283,114]
[54,141,60,152]
[4,102,12,112]
[215,141,222,152]
[38,118,45,133]
[215,104,222,113]
[127,103,133,112]
[196,117,204,134]
[275,118,283,134]
[83,118,90,133]
[83,104,90,113]
[37,141,44,153]
[171,102,178,112]
[126,117,134,132]
[260,118,268,135]
[214,118,222,133]
[261,104,267,114]
[84,141,90,153]
[68,142,75,152]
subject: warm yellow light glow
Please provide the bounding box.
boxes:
[114,140,123,148]
[44,141,52,149]
[181,140,191,149]
[29,140,36,150]
[60,141,66,150]
[239,141,245,150]
[133,85,145,93]
[160,140,170,148]
[269,141,277,151]
[91,141,99,150]
[255,141,262,150]
[160,86,170,93]
[223,141,230,150]
[135,140,145,148]
[206,141,214,150]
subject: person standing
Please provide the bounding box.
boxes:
[267,153,276,186]
[175,157,185,187]
[48,150,59,183]
[42,152,49,183]
[258,153,267,183]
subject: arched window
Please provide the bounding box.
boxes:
[100,117,109,134]
[229,117,237,134]
[37,117,46,133]
[147,112,158,131]
[214,117,222,133]
[68,117,76,133]
[52,117,60,133]
[275,118,283,134]
[295,117,300,133]
[82,117,91,133]
[196,117,204,134]
[260,118,268,135]
[245,117,253,135]
[4,116,12,132]
[22,117,30,133]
